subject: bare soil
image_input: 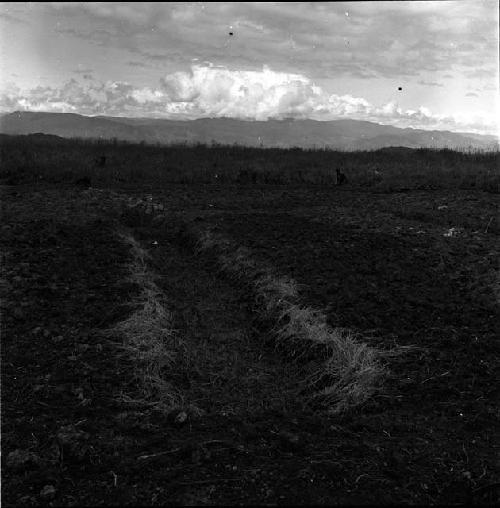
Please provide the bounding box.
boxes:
[1,182,499,506]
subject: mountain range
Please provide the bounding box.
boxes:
[0,111,497,150]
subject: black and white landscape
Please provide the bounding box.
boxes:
[1,2,499,507]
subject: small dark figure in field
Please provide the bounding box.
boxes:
[95,156,106,167]
[75,176,91,188]
[336,168,347,185]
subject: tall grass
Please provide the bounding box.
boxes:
[1,133,499,192]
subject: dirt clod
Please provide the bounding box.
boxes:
[40,485,57,500]
[6,449,41,471]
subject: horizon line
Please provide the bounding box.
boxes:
[2,109,499,139]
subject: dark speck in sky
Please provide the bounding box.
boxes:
[398,87,402,91]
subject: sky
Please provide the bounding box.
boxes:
[0,1,498,136]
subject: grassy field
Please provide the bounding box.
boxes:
[1,135,499,505]
[1,133,499,192]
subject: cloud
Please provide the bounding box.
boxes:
[0,79,165,116]
[49,2,159,26]
[482,83,498,91]
[34,1,498,82]
[159,65,317,119]
[157,65,498,134]
[127,61,151,68]
[54,25,116,46]
[73,68,94,75]
[464,67,498,79]
[0,11,28,24]
[54,27,84,37]
[418,80,444,88]
[1,65,497,135]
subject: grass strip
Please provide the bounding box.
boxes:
[107,229,185,412]
[187,226,384,414]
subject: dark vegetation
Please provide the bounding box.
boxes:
[1,133,499,192]
[1,134,499,505]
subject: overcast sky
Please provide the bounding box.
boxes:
[1,1,498,135]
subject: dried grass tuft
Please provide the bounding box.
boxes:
[108,230,184,412]
[191,225,385,413]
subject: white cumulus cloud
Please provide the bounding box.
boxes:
[160,65,316,120]
[156,65,497,134]
[0,64,498,136]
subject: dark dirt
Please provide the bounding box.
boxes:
[132,222,304,418]
[1,182,499,506]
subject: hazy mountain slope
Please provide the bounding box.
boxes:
[0,111,497,150]
[0,112,145,142]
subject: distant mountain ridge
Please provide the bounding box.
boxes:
[0,111,497,150]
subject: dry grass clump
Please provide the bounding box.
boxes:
[191,226,384,414]
[109,230,184,412]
